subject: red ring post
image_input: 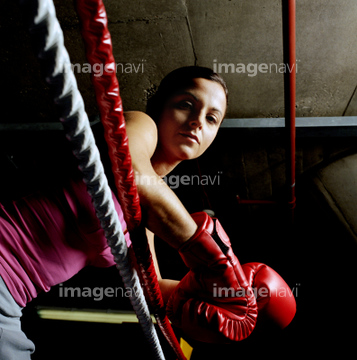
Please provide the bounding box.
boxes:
[282,0,296,220]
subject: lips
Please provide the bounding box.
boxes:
[180,132,200,144]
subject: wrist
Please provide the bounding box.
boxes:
[158,279,179,304]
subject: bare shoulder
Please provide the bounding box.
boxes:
[124,111,158,161]
[125,111,157,140]
[125,111,156,130]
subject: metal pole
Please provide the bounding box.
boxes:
[282,0,297,221]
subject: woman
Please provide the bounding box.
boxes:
[0,66,296,358]
[0,66,229,359]
[125,66,294,345]
[125,66,228,301]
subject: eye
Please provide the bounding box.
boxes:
[176,100,193,110]
[206,114,219,124]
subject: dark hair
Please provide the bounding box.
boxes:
[146,66,228,122]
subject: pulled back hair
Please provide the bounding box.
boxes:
[146,66,228,123]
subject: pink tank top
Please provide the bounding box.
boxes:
[0,178,131,307]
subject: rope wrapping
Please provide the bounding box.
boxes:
[74,1,186,359]
[19,0,165,358]
[75,0,141,232]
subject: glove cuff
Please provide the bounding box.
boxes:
[178,212,227,270]
[178,212,250,291]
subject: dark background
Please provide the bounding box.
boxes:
[1,0,357,358]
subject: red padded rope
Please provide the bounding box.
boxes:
[75,1,186,359]
[75,0,141,232]
[130,227,187,360]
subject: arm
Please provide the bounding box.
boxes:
[125,113,259,341]
[146,228,179,303]
[125,111,197,249]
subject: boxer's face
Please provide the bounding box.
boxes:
[156,78,227,163]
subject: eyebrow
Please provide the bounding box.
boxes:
[177,91,223,116]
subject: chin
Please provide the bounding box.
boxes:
[177,151,198,161]
[175,146,201,161]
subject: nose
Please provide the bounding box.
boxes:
[188,111,204,129]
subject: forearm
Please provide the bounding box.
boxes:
[147,227,180,303]
[159,279,180,304]
[136,171,197,249]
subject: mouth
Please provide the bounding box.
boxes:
[180,132,200,144]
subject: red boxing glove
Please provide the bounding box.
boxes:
[242,262,296,330]
[166,212,258,343]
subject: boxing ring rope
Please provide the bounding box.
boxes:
[75,1,186,359]
[19,0,167,358]
[71,0,142,232]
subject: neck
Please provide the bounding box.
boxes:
[151,147,181,177]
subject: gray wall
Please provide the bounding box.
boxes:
[1,0,357,120]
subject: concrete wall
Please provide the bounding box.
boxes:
[1,0,357,121]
